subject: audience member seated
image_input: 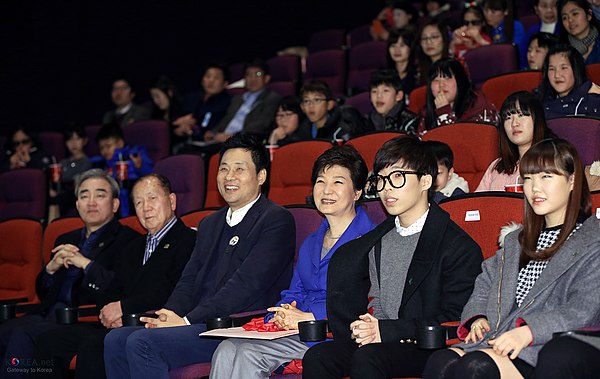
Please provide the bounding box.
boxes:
[483,0,527,68]
[536,333,600,378]
[418,58,498,134]
[539,44,600,119]
[103,134,296,379]
[476,91,554,192]
[0,127,51,173]
[526,32,559,70]
[424,140,469,203]
[370,1,418,41]
[90,123,153,217]
[0,169,139,375]
[49,127,92,218]
[34,174,196,379]
[525,0,560,45]
[172,63,232,152]
[302,136,483,379]
[415,20,451,86]
[368,69,418,135]
[102,78,150,129]
[387,29,417,96]
[150,75,184,124]
[424,0,451,19]
[207,59,281,143]
[450,3,492,59]
[559,0,600,64]
[267,96,306,146]
[209,145,376,379]
[296,80,368,142]
[423,138,600,379]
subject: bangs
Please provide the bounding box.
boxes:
[519,141,569,177]
[501,99,532,120]
[431,64,454,81]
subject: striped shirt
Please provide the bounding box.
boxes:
[143,216,177,265]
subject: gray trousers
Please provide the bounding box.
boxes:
[209,335,308,379]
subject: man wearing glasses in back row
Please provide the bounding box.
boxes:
[303,136,483,379]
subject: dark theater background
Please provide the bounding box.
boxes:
[0,1,381,132]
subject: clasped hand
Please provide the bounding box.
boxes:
[141,308,186,329]
[267,300,314,330]
[350,313,381,347]
[46,244,91,273]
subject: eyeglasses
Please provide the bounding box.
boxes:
[301,98,327,106]
[245,71,266,78]
[112,85,130,92]
[369,170,424,192]
[463,19,483,26]
[420,35,442,43]
[275,112,296,119]
[13,138,31,147]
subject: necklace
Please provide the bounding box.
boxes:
[326,228,342,239]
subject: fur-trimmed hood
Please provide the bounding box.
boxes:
[498,222,522,248]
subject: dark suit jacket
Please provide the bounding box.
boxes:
[164,195,295,324]
[34,218,140,313]
[326,202,483,342]
[214,89,281,138]
[102,103,151,129]
[97,219,196,314]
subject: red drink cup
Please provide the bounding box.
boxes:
[116,161,129,181]
[265,145,279,162]
[505,184,524,193]
[49,163,62,183]
[335,139,344,146]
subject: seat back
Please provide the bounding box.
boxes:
[308,29,346,52]
[347,41,387,94]
[267,55,301,83]
[286,205,324,262]
[42,217,84,264]
[519,14,540,31]
[347,132,406,171]
[180,209,218,230]
[119,215,146,235]
[481,71,542,109]
[422,123,499,192]
[592,191,600,220]
[408,85,427,113]
[0,219,43,302]
[464,44,518,89]
[359,199,389,225]
[269,141,332,205]
[123,120,170,163]
[83,124,102,157]
[38,131,65,161]
[586,63,600,84]
[547,117,600,165]
[204,154,227,208]
[348,24,372,47]
[0,169,47,222]
[267,82,296,97]
[154,154,205,216]
[439,193,525,259]
[305,50,347,97]
[345,92,373,116]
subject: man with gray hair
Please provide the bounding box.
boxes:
[0,169,140,377]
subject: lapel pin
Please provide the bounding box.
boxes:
[229,236,239,246]
[99,242,104,248]
[164,243,170,249]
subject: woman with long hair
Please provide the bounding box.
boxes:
[559,0,600,63]
[387,29,417,96]
[423,138,600,379]
[418,58,497,133]
[415,20,450,86]
[476,91,554,191]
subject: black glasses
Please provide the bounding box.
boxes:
[13,138,31,147]
[369,170,424,192]
[463,20,483,27]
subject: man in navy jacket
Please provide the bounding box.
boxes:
[104,133,296,379]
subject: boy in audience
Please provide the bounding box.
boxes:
[91,123,153,216]
[368,69,418,135]
[424,140,469,203]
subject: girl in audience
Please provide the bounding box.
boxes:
[450,3,492,59]
[559,0,600,64]
[267,96,306,146]
[209,145,376,379]
[526,32,559,70]
[415,20,450,86]
[370,1,418,41]
[476,91,554,191]
[483,0,527,68]
[150,75,184,123]
[418,58,498,133]
[539,44,600,119]
[387,29,417,96]
[0,127,50,172]
[423,138,600,379]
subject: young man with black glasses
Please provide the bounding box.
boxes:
[303,136,483,379]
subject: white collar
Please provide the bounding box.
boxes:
[395,207,429,236]
[116,103,132,115]
[226,195,261,226]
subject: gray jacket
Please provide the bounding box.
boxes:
[457,215,600,366]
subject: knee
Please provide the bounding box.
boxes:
[422,348,461,379]
[351,344,379,368]
[302,344,326,372]
[454,351,500,379]
[539,336,576,363]
[213,339,238,362]
[125,330,152,356]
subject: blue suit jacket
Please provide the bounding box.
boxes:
[164,195,296,324]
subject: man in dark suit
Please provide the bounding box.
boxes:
[303,136,483,379]
[102,78,150,129]
[104,133,296,379]
[0,169,139,377]
[33,173,196,379]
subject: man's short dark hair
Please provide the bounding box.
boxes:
[206,62,231,82]
[370,69,403,92]
[244,58,269,76]
[132,173,173,198]
[311,145,369,192]
[423,140,454,170]
[300,80,333,100]
[219,133,270,174]
[96,123,125,143]
[374,136,438,196]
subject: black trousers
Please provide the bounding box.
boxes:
[34,323,109,379]
[536,336,600,379]
[302,339,435,379]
